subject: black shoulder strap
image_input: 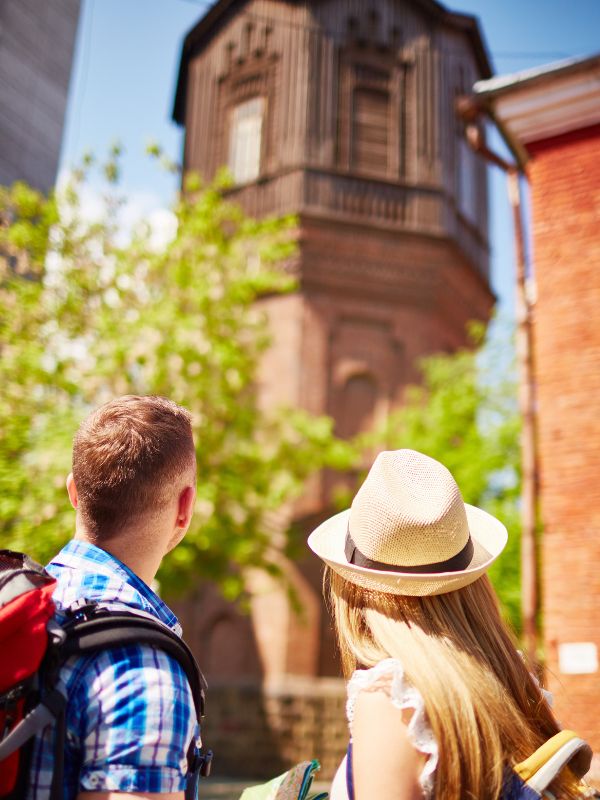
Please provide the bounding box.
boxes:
[47,606,211,800]
[60,608,207,720]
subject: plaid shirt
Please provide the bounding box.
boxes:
[27,539,197,799]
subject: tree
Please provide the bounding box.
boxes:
[0,156,521,623]
[0,157,354,598]
[357,322,522,630]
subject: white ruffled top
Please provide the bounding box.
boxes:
[330,658,438,799]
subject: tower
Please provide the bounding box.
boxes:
[172,0,494,776]
[174,0,493,449]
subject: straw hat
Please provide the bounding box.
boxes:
[308,449,507,596]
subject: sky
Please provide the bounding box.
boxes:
[58,0,600,311]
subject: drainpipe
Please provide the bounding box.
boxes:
[456,100,539,661]
[507,168,538,663]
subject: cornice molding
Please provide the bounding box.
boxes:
[474,54,600,146]
[494,72,600,144]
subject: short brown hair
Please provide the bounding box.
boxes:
[72,395,196,539]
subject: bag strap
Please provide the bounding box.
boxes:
[514,730,593,793]
[346,741,355,800]
[60,607,208,719]
[0,683,67,761]
[57,605,213,800]
[49,695,67,800]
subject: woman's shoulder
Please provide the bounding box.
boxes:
[346,659,438,797]
[346,658,415,721]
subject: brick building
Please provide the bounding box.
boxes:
[472,54,600,771]
[0,0,80,194]
[172,0,495,775]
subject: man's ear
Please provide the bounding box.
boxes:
[176,485,196,530]
[66,473,78,510]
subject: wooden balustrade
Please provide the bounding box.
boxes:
[227,167,489,279]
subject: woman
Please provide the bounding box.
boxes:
[308,449,591,800]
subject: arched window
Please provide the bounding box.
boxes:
[205,614,258,678]
[229,96,265,183]
[337,373,378,439]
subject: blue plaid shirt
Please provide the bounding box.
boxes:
[27,540,197,799]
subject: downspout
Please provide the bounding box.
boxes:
[457,98,539,661]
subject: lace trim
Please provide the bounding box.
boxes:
[346,658,438,797]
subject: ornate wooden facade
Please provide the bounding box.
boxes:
[175,0,491,275]
[173,0,495,696]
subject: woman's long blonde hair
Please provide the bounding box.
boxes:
[328,569,586,800]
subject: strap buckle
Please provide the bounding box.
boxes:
[189,745,213,778]
[66,598,98,621]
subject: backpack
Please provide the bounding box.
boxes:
[345,731,594,800]
[0,550,212,800]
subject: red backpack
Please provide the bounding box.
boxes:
[0,550,212,800]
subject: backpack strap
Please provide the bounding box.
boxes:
[513,730,592,794]
[346,741,355,800]
[0,683,66,761]
[52,605,212,800]
[59,607,208,719]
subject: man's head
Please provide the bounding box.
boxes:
[68,396,196,551]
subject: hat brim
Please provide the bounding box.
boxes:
[307,504,508,596]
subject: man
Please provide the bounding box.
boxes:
[29,395,199,800]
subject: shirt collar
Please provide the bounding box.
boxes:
[49,539,181,633]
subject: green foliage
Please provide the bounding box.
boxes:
[0,160,354,598]
[358,321,522,631]
[0,156,521,623]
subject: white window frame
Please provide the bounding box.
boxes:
[228,97,265,184]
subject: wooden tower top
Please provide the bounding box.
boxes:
[173,0,494,281]
[173,0,491,124]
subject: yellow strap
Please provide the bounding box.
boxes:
[514,731,581,782]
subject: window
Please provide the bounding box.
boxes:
[458,136,478,225]
[228,97,264,183]
[337,373,378,439]
[352,87,390,173]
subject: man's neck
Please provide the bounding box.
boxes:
[74,528,164,587]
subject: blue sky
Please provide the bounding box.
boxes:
[58,0,600,310]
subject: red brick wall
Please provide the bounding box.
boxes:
[528,124,600,755]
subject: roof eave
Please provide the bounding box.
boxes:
[443,10,494,79]
[172,0,494,124]
[173,0,245,124]
[473,52,600,102]
[460,51,600,168]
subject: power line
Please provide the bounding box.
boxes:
[494,51,571,59]
[69,0,95,163]
[170,3,583,62]
[173,0,215,6]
